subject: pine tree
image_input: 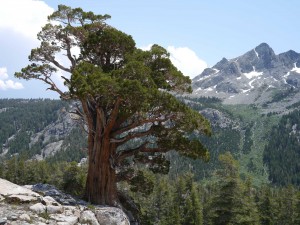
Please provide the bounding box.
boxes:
[295,191,300,225]
[257,185,274,225]
[207,152,259,225]
[233,178,259,225]
[184,183,203,225]
[275,185,297,225]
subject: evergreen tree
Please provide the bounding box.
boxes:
[184,183,203,225]
[15,4,210,206]
[207,152,259,225]
[257,185,274,225]
[275,185,297,225]
[62,161,86,196]
[295,191,300,225]
[153,177,174,225]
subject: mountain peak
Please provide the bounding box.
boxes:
[254,42,275,56]
[255,42,271,50]
[192,43,300,104]
[213,57,229,70]
[279,50,300,62]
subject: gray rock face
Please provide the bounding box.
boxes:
[46,205,64,214]
[192,43,300,106]
[0,179,130,225]
[79,210,99,225]
[0,103,78,160]
[0,178,40,204]
[19,213,31,222]
[95,207,130,225]
[50,214,78,225]
[0,179,39,197]
[30,203,46,214]
[0,218,6,225]
[30,183,82,206]
[200,108,238,129]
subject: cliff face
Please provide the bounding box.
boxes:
[0,178,130,225]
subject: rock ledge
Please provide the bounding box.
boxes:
[0,178,130,225]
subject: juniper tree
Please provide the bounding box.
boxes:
[15,5,210,206]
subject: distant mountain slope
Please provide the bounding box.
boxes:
[264,109,300,186]
[0,99,86,161]
[187,44,300,186]
[169,96,278,185]
[192,43,300,109]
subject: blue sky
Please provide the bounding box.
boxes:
[1,0,300,98]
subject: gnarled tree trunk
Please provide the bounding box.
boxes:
[82,100,118,205]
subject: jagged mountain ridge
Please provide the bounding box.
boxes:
[192,43,300,106]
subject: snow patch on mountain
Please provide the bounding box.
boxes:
[254,48,259,58]
[291,63,300,73]
[191,43,300,105]
[243,67,263,79]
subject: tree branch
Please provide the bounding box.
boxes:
[65,36,76,69]
[105,98,122,134]
[115,142,148,164]
[140,147,167,153]
[36,75,70,99]
[46,55,72,73]
[112,113,175,137]
[111,126,154,146]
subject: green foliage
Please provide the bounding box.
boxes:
[129,170,154,196]
[39,211,50,220]
[256,186,274,225]
[169,97,281,186]
[264,109,300,186]
[62,161,86,196]
[1,156,87,196]
[267,87,297,104]
[14,4,211,207]
[128,153,300,225]
[129,173,204,225]
[206,152,259,225]
[1,149,300,225]
[0,99,68,157]
[183,183,203,225]
[286,100,300,109]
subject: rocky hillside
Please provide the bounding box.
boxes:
[0,178,130,225]
[0,99,86,162]
[192,43,300,109]
[180,44,300,187]
[170,96,274,185]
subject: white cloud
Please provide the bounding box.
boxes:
[140,44,153,51]
[0,67,9,80]
[167,46,207,79]
[0,67,24,90]
[0,0,54,39]
[139,44,207,79]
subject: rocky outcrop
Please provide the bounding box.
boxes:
[95,207,130,225]
[200,108,239,129]
[0,178,130,225]
[30,106,76,160]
